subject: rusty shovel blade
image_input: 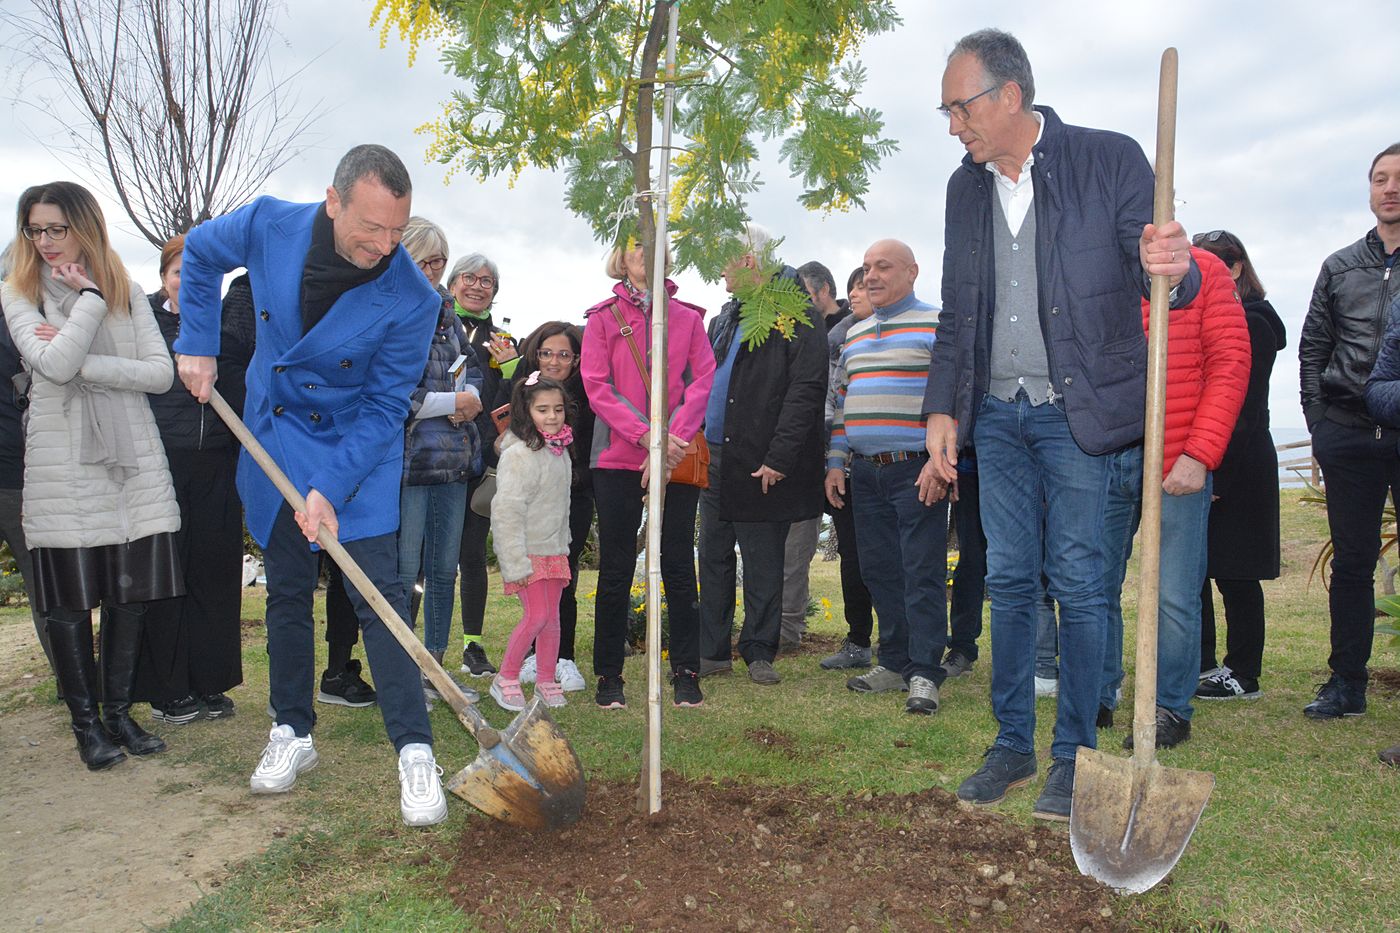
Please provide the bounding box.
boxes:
[447,696,586,832]
[1070,747,1214,894]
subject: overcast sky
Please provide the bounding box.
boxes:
[3,0,1397,432]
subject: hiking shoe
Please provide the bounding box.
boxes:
[489,675,526,712]
[1123,707,1191,750]
[1196,667,1261,700]
[556,658,587,692]
[1032,758,1075,822]
[318,659,377,707]
[905,675,940,715]
[250,724,317,794]
[1381,743,1400,768]
[940,650,974,679]
[422,675,479,705]
[748,659,782,685]
[1303,675,1366,720]
[820,638,873,670]
[1034,675,1059,698]
[596,674,627,709]
[519,654,538,684]
[201,694,236,720]
[699,657,732,678]
[150,695,202,725]
[398,744,447,827]
[460,641,497,676]
[1096,705,1114,729]
[956,746,1037,805]
[846,665,907,693]
[672,669,704,707]
[534,680,566,709]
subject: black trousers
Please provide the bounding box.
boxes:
[559,486,595,661]
[135,447,243,702]
[829,489,874,647]
[323,557,360,671]
[1201,578,1265,680]
[1311,418,1400,684]
[591,468,700,677]
[947,468,987,661]
[459,473,490,640]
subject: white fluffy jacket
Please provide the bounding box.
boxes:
[490,431,571,583]
[0,276,179,548]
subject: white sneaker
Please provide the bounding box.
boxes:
[250,724,318,794]
[519,654,538,684]
[1199,666,1223,682]
[398,743,448,827]
[1034,676,1059,698]
[556,658,586,692]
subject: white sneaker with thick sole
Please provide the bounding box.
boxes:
[399,743,448,827]
[519,654,538,684]
[250,724,318,794]
[555,658,586,692]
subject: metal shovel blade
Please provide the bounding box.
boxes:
[447,696,586,832]
[1070,747,1214,894]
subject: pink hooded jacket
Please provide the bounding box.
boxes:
[581,280,715,471]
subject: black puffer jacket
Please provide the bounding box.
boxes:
[460,309,506,469]
[403,299,483,485]
[1299,228,1400,430]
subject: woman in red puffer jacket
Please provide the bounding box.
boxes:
[1098,246,1250,749]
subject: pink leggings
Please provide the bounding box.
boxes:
[499,577,567,682]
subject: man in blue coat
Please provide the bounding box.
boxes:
[175,145,447,826]
[921,31,1200,821]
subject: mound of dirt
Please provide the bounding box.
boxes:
[446,774,1127,931]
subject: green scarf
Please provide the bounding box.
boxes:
[454,300,490,321]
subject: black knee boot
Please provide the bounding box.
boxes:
[100,603,167,756]
[47,610,126,771]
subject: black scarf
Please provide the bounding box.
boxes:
[300,203,393,335]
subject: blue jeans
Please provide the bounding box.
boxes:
[974,395,1108,761]
[1099,445,1211,719]
[850,455,949,682]
[398,481,468,654]
[264,504,432,751]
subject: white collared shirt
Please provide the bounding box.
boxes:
[986,111,1045,238]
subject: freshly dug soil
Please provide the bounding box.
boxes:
[1370,667,1400,695]
[446,773,1127,932]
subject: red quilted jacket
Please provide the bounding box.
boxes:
[1140,248,1251,477]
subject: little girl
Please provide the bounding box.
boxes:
[490,372,574,710]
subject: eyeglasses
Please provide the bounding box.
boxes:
[537,348,575,363]
[417,257,447,272]
[937,86,999,122]
[21,224,70,241]
[458,272,496,290]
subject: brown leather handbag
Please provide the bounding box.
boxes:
[606,302,709,488]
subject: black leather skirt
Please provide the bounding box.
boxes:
[32,532,184,613]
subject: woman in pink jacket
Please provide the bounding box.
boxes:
[581,245,715,711]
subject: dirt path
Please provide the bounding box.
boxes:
[0,617,291,932]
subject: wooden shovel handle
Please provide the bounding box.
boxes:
[1132,47,1178,769]
[207,389,501,749]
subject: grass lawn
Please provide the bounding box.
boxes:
[3,489,1398,930]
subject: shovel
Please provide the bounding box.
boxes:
[206,388,585,831]
[1070,47,1214,894]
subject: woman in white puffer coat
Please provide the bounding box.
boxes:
[1,181,182,771]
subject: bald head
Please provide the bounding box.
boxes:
[862,239,918,308]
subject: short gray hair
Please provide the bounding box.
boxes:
[742,222,775,262]
[448,252,501,294]
[332,144,412,201]
[950,29,1035,111]
[400,216,449,264]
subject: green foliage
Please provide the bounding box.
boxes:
[731,264,814,349]
[1374,595,1400,650]
[374,0,901,282]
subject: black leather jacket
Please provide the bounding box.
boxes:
[1299,228,1400,430]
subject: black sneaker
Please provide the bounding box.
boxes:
[956,746,1037,805]
[1303,675,1366,720]
[1096,705,1114,729]
[318,659,377,707]
[671,669,704,708]
[1032,758,1076,822]
[1123,707,1191,750]
[150,695,202,725]
[460,641,497,677]
[1196,667,1261,700]
[201,694,236,719]
[596,674,626,710]
[940,650,975,679]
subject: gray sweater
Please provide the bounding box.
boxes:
[490,431,572,583]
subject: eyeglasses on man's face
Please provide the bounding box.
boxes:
[537,348,575,362]
[22,224,70,241]
[459,272,495,290]
[417,257,447,272]
[937,85,999,122]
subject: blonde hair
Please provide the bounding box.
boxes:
[9,182,131,314]
[604,244,672,281]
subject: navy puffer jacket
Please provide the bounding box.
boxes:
[403,297,484,485]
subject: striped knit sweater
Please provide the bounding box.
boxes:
[827,292,939,468]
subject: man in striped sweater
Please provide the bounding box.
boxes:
[825,239,950,716]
